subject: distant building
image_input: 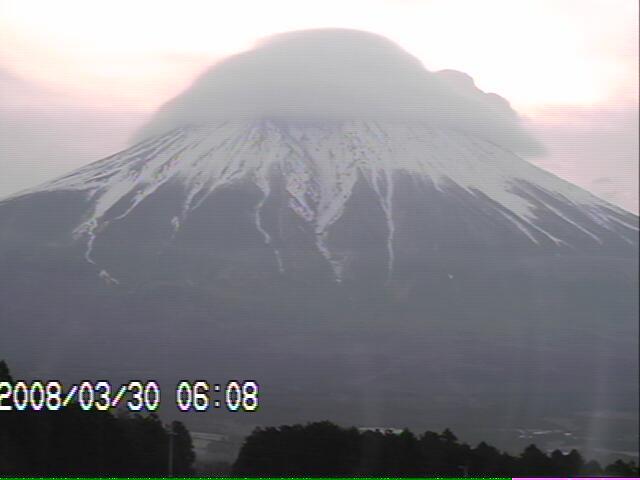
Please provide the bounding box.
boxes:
[358,426,404,435]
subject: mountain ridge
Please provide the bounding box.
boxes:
[2,120,636,285]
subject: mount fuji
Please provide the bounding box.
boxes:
[0,30,637,456]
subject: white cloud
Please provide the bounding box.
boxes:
[135,29,543,155]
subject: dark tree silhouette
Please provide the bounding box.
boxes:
[120,413,169,476]
[518,444,554,476]
[171,420,196,476]
[550,448,585,476]
[2,358,637,477]
[605,459,640,476]
[0,361,13,383]
[232,419,640,477]
[234,421,361,476]
[0,359,195,476]
[469,441,504,475]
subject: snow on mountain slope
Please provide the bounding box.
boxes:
[4,120,636,282]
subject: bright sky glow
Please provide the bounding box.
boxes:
[1,0,636,111]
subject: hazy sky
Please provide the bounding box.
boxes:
[0,0,637,212]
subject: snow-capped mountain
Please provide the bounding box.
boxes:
[0,28,637,457]
[1,118,637,452]
[3,120,636,286]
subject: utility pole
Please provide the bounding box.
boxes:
[167,423,175,477]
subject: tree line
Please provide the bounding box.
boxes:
[233,420,639,477]
[0,360,195,476]
[2,358,638,477]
